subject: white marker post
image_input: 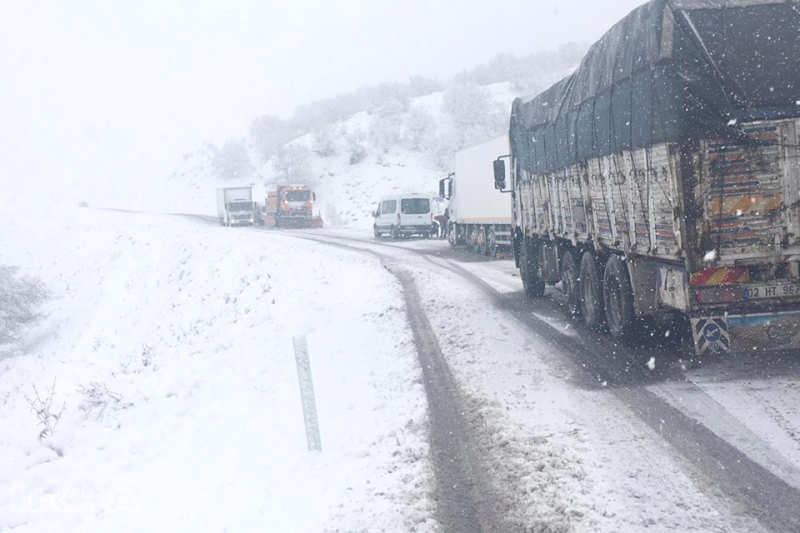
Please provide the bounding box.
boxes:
[293,336,322,452]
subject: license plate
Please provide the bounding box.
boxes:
[743,283,800,299]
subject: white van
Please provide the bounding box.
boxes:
[373,193,434,239]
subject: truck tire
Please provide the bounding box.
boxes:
[603,254,636,339]
[560,251,581,318]
[391,225,399,239]
[579,251,605,330]
[374,225,381,238]
[485,226,497,257]
[521,239,546,298]
[468,226,478,252]
[477,226,487,255]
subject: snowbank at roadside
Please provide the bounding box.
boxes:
[0,201,436,532]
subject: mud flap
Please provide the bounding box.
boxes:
[691,317,730,356]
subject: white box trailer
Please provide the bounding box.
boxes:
[440,135,512,256]
[216,186,256,226]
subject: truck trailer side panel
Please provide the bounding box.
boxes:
[453,136,512,225]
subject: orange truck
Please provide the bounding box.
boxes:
[263,185,323,229]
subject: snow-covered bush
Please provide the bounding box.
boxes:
[77,381,126,421]
[441,82,506,132]
[404,105,436,152]
[0,265,49,346]
[349,144,368,165]
[346,128,368,164]
[312,126,339,157]
[369,115,401,153]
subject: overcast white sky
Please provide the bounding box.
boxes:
[0,0,644,195]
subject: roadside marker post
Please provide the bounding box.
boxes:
[293,336,322,452]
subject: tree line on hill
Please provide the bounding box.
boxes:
[207,43,585,183]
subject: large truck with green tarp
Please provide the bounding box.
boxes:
[493,0,800,355]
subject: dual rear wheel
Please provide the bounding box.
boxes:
[560,249,636,339]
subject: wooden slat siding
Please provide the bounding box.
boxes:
[701,123,785,255]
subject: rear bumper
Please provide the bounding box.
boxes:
[399,225,434,234]
[691,309,800,355]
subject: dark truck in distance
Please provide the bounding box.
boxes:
[494,0,800,356]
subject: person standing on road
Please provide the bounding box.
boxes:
[434,208,449,239]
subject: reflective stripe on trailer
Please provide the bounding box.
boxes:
[690,267,750,286]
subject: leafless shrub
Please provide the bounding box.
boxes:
[77,381,125,420]
[23,380,65,447]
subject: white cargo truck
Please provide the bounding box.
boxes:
[216,186,256,226]
[440,136,512,256]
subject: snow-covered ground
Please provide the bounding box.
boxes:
[0,201,436,532]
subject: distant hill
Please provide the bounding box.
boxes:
[159,46,583,228]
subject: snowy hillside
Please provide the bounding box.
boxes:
[157,80,567,229]
[0,199,436,532]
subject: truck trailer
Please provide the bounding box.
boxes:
[494,0,800,356]
[441,136,513,256]
[216,186,257,227]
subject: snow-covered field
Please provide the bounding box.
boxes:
[0,201,436,532]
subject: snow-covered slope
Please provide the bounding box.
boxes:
[159,81,539,229]
[0,199,436,532]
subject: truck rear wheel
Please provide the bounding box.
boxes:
[603,254,636,339]
[485,226,497,257]
[477,226,487,255]
[579,251,605,330]
[561,251,581,319]
[469,226,478,252]
[521,239,546,298]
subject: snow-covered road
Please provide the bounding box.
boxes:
[287,228,800,533]
[4,209,800,532]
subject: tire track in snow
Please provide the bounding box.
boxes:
[258,233,504,532]
[390,266,503,533]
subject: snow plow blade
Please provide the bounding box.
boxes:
[279,217,324,229]
[306,216,323,229]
